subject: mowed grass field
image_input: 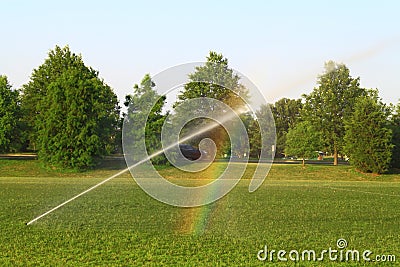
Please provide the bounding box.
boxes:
[0,159,399,266]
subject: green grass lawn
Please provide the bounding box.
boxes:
[0,159,399,266]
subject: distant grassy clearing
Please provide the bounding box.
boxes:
[0,160,399,265]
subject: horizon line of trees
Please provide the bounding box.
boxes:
[1,45,399,174]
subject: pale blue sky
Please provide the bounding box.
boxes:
[1,0,399,105]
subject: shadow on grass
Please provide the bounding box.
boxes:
[96,156,127,170]
[387,168,400,175]
[0,154,127,173]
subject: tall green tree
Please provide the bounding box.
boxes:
[177,51,249,110]
[0,75,24,152]
[247,117,262,158]
[285,121,323,166]
[344,92,393,174]
[124,74,167,164]
[22,46,87,150]
[239,112,261,158]
[302,61,366,165]
[390,102,400,169]
[174,51,249,156]
[271,98,302,157]
[255,104,277,159]
[22,46,119,169]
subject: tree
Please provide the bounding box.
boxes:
[285,121,323,166]
[302,61,366,165]
[254,104,277,159]
[0,75,24,152]
[22,46,119,169]
[344,93,393,174]
[124,74,167,164]
[177,51,249,110]
[174,51,249,156]
[391,103,400,169]
[22,46,87,150]
[239,112,261,158]
[247,117,262,158]
[271,98,302,157]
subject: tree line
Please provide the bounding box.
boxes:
[0,46,399,173]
